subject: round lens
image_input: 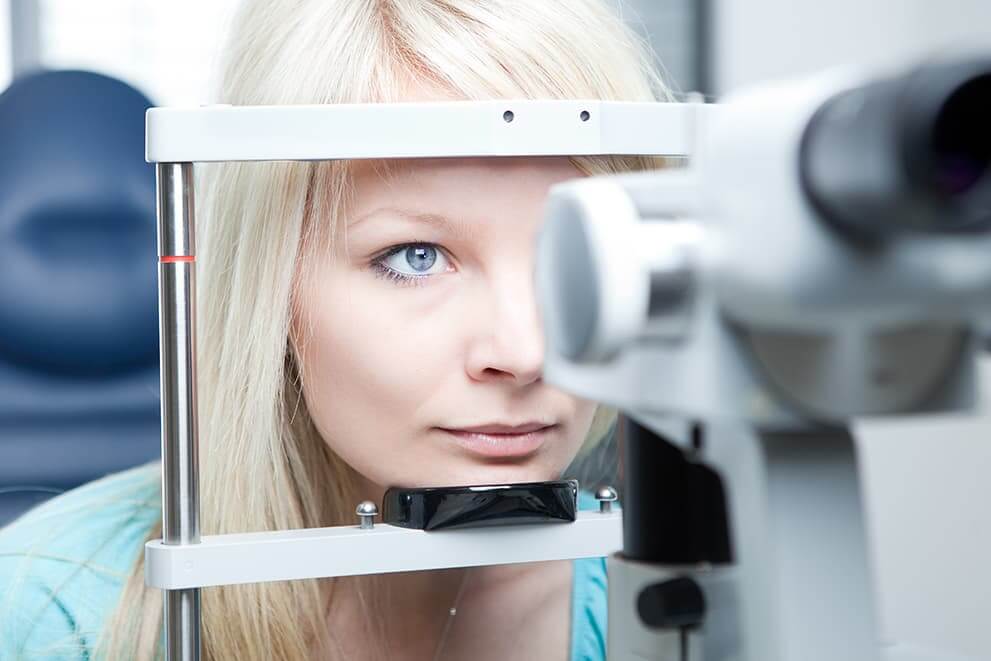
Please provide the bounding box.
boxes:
[930,74,991,196]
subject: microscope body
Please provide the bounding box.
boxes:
[538,56,991,661]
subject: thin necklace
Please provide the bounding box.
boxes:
[431,568,471,661]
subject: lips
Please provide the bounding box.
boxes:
[437,423,557,458]
[449,422,552,435]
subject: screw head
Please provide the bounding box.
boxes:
[356,501,378,517]
[595,486,618,502]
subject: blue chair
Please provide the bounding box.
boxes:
[0,70,161,525]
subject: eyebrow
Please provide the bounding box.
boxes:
[348,207,479,240]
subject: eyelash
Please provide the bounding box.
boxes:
[370,243,446,288]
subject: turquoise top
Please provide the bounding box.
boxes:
[0,465,609,660]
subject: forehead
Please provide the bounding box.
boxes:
[350,156,580,192]
[342,157,581,239]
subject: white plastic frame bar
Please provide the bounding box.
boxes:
[146,510,621,590]
[146,99,699,162]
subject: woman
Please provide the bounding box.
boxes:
[0,0,671,658]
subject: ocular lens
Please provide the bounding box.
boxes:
[930,74,991,197]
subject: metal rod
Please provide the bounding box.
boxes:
[693,0,713,97]
[754,427,877,661]
[10,0,42,77]
[156,162,201,661]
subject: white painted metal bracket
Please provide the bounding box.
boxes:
[146,99,703,163]
[146,510,622,589]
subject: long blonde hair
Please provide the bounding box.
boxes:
[99,1,672,658]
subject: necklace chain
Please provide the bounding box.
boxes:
[430,568,471,661]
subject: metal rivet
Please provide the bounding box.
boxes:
[580,110,590,121]
[503,109,514,122]
[595,486,618,513]
[356,500,379,529]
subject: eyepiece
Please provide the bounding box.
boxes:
[930,74,991,197]
[801,55,991,236]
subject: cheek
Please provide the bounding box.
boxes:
[575,398,599,433]
[294,270,454,483]
[293,266,604,488]
[570,398,601,450]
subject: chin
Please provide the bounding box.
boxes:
[373,446,567,490]
[441,460,559,486]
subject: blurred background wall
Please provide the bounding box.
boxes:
[4,0,238,104]
[0,0,708,105]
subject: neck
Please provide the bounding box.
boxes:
[331,474,548,643]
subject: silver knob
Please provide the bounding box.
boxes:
[356,500,379,529]
[595,486,618,513]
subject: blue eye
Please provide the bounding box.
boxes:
[371,243,451,286]
[404,245,436,272]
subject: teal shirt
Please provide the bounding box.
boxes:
[0,465,609,660]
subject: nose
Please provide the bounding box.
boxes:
[464,267,545,387]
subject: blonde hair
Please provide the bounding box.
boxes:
[99,1,672,658]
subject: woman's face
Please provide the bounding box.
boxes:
[292,156,599,494]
